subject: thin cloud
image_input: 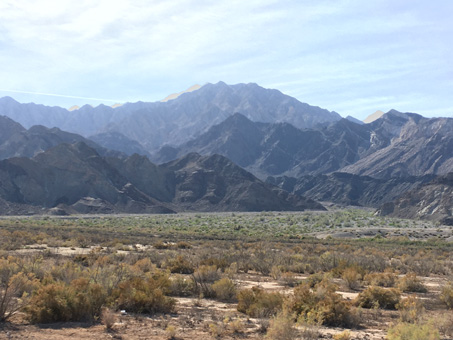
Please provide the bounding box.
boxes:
[0,89,120,103]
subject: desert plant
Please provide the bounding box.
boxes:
[169,274,195,297]
[333,330,351,340]
[165,325,177,339]
[0,260,38,321]
[192,265,221,298]
[265,313,297,340]
[26,278,107,323]
[342,267,361,290]
[355,286,400,310]
[397,273,427,293]
[113,273,175,314]
[440,282,453,309]
[237,287,283,318]
[287,281,357,328]
[396,296,424,323]
[363,271,396,287]
[280,272,299,287]
[387,321,440,340]
[101,308,117,331]
[211,278,237,302]
[166,255,194,274]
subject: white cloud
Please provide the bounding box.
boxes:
[0,0,451,118]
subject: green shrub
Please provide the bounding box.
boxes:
[212,278,237,302]
[237,287,283,318]
[387,322,439,340]
[355,286,400,310]
[26,278,106,323]
[397,273,427,293]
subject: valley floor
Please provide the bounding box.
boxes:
[1,210,452,339]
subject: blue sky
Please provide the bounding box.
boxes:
[0,0,451,120]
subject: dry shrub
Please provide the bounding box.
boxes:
[200,257,229,271]
[211,278,237,302]
[434,313,453,338]
[176,241,191,249]
[133,258,156,274]
[101,308,117,330]
[333,330,351,340]
[169,274,195,297]
[387,321,440,340]
[265,313,296,340]
[355,286,400,310]
[439,282,453,309]
[397,273,427,293]
[165,325,177,339]
[342,267,361,290]
[226,318,245,334]
[288,281,357,328]
[208,322,225,338]
[280,272,298,287]
[305,272,324,288]
[166,255,194,274]
[192,265,221,298]
[270,265,282,280]
[113,273,175,314]
[27,278,107,323]
[237,287,283,318]
[364,271,396,287]
[396,295,424,323]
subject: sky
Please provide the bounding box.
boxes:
[0,0,452,120]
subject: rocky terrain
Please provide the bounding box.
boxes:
[267,172,436,208]
[1,82,453,221]
[376,172,453,224]
[0,142,323,215]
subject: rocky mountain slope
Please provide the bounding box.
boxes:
[161,152,324,212]
[0,142,324,215]
[0,82,341,153]
[341,113,453,178]
[376,173,453,224]
[153,113,372,179]
[267,172,435,208]
[155,110,453,182]
[0,116,122,160]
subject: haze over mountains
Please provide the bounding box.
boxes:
[0,81,452,222]
[0,82,341,152]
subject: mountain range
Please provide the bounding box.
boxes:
[0,141,323,215]
[0,81,452,222]
[0,82,341,153]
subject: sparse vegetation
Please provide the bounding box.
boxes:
[0,211,451,339]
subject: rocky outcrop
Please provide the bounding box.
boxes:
[161,153,325,212]
[376,173,453,223]
[267,173,435,207]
